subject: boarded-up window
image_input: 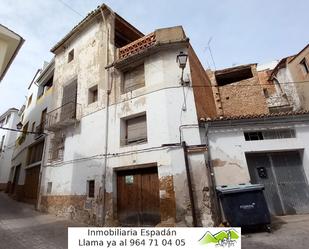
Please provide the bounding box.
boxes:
[126,114,147,145]
[27,141,44,165]
[123,64,145,93]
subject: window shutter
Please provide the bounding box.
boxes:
[61,80,77,120]
[127,115,147,143]
[124,64,145,92]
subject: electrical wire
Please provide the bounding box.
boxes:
[43,144,181,167]
[56,0,83,17]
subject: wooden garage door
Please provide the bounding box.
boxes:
[24,166,40,202]
[117,167,160,226]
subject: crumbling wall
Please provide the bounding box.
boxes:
[219,65,269,116]
[40,195,97,224]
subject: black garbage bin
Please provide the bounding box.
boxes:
[217,184,271,231]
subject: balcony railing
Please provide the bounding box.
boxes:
[119,32,156,60]
[45,101,81,131]
[34,123,45,139]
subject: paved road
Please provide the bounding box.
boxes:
[0,192,82,249]
[1,192,309,249]
[242,215,309,249]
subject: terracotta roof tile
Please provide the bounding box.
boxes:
[201,110,309,122]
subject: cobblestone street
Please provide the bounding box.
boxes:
[0,192,83,249]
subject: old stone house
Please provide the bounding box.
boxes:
[38,4,218,227]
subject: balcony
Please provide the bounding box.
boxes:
[34,123,45,139]
[119,32,156,60]
[45,101,81,131]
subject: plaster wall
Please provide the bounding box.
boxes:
[0,110,19,186]
[208,122,309,186]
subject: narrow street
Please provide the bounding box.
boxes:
[0,192,82,249]
[1,191,309,249]
[242,215,309,249]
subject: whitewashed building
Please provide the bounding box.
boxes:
[0,108,19,191]
[203,111,309,217]
[10,60,54,203]
[0,24,24,82]
[39,4,218,227]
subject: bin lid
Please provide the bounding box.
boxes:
[216,183,264,194]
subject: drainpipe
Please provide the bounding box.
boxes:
[100,69,112,226]
[182,141,198,227]
[204,122,222,225]
[36,134,48,211]
[99,7,112,226]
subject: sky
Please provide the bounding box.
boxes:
[0,0,308,114]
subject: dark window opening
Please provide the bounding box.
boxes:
[88,85,98,104]
[68,49,74,63]
[263,88,269,98]
[87,180,95,198]
[215,67,253,86]
[244,129,296,141]
[47,182,52,194]
[300,58,309,74]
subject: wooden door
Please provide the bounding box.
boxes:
[24,166,40,202]
[117,167,160,226]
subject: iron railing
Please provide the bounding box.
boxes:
[45,101,81,131]
[34,123,44,139]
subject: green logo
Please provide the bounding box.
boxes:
[199,229,239,247]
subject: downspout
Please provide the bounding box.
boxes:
[100,7,112,226]
[182,141,198,227]
[36,134,48,211]
[204,122,222,225]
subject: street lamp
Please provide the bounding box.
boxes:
[16,122,23,130]
[176,51,188,85]
[176,51,188,69]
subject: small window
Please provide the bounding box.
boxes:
[244,129,295,141]
[122,64,145,93]
[122,114,147,145]
[300,58,309,74]
[47,182,52,194]
[68,49,74,63]
[87,180,95,198]
[88,85,98,104]
[263,88,269,98]
[27,94,33,107]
